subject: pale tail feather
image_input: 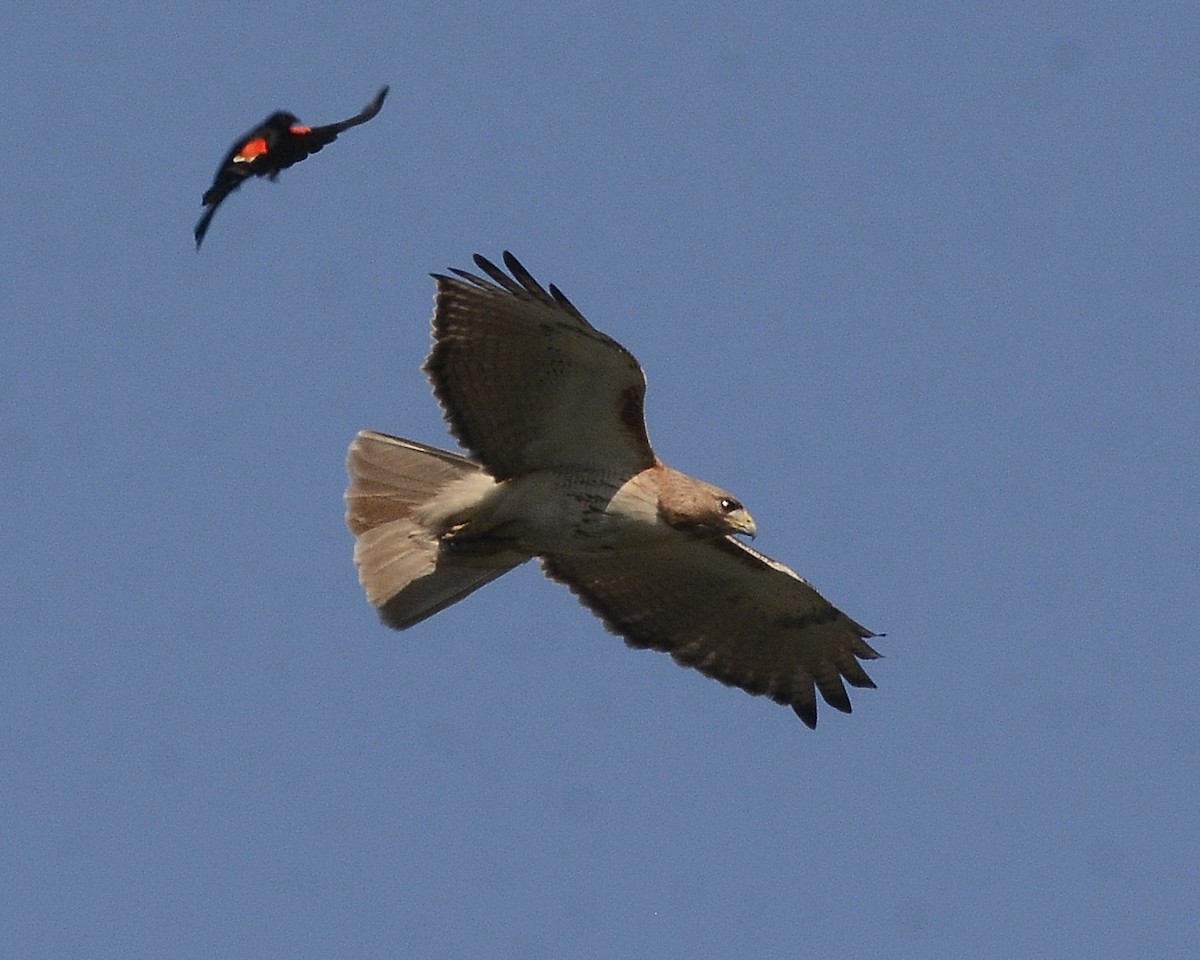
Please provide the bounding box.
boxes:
[345,430,523,629]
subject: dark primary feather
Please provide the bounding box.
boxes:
[444,252,590,323]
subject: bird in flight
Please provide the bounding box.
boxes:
[345,253,881,727]
[194,85,389,248]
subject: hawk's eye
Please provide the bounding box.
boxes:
[719,497,742,513]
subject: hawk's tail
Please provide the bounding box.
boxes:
[345,430,523,629]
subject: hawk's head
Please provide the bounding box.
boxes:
[656,468,757,539]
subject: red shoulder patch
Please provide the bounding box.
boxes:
[234,137,269,163]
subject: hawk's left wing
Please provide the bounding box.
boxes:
[543,536,880,727]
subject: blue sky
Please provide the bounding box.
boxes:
[3,3,1197,957]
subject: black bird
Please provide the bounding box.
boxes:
[194,85,389,248]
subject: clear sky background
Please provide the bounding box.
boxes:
[3,4,1196,957]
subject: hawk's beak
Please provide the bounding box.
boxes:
[733,512,757,539]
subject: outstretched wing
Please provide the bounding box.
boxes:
[308,85,390,140]
[426,252,657,480]
[266,85,391,172]
[543,537,880,727]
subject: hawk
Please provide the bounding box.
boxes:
[194,85,389,248]
[346,252,881,726]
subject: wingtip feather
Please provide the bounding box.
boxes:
[792,700,818,729]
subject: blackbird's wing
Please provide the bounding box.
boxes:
[309,85,390,138]
[272,85,391,170]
